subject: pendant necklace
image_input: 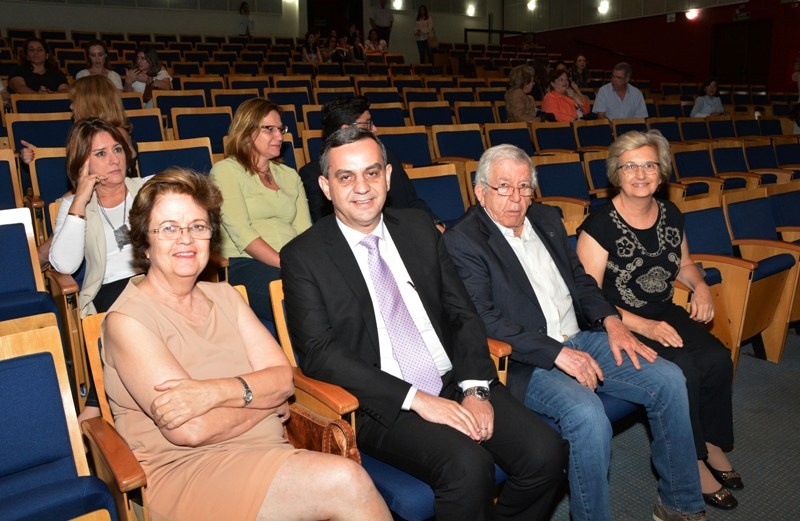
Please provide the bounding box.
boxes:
[99,190,131,251]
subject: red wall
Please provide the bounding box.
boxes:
[532,2,800,92]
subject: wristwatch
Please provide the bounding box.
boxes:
[235,376,253,407]
[463,386,491,401]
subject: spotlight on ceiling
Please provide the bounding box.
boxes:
[598,0,609,15]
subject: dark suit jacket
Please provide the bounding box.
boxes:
[281,208,497,428]
[298,148,439,223]
[444,204,617,402]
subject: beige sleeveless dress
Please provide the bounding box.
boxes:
[103,279,301,521]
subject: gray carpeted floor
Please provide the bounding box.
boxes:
[550,331,800,520]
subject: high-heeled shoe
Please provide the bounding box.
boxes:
[703,486,738,510]
[704,460,744,490]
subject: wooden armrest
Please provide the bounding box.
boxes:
[81,417,147,492]
[777,227,800,243]
[25,194,45,209]
[487,337,511,359]
[293,367,359,417]
[751,168,794,183]
[692,253,757,271]
[44,268,79,295]
[731,238,800,262]
[680,176,725,187]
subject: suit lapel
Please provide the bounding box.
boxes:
[476,208,541,309]
[319,217,382,354]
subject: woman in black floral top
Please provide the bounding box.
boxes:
[576,130,742,512]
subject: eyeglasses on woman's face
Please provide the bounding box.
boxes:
[618,162,660,177]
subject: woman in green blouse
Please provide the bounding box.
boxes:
[210,98,311,325]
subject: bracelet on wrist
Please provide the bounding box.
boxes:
[67,212,86,220]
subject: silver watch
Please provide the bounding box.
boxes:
[235,376,253,407]
[463,386,491,401]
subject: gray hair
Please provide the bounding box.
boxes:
[475,144,537,192]
[319,126,388,179]
[606,130,672,188]
[613,62,632,78]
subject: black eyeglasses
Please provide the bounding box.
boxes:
[260,125,289,135]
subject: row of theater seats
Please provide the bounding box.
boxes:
[2,124,799,521]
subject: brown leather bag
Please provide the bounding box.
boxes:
[284,403,361,464]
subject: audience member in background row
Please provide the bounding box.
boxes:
[541,69,590,122]
[19,75,137,172]
[505,64,539,122]
[298,96,442,229]
[8,37,68,94]
[363,29,388,55]
[301,31,322,64]
[571,54,590,89]
[209,98,311,326]
[238,1,254,36]
[102,168,390,521]
[593,62,648,121]
[331,36,354,63]
[75,40,122,90]
[369,0,394,45]
[445,143,709,521]
[690,79,725,118]
[321,29,339,62]
[577,130,741,513]
[52,118,144,425]
[346,23,361,46]
[282,127,568,521]
[414,4,434,64]
[51,118,143,318]
[124,45,172,108]
[0,77,8,107]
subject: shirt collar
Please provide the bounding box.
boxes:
[337,214,387,249]
[482,207,533,240]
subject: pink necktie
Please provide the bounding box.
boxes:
[360,234,443,396]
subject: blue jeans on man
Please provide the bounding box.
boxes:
[524,330,704,521]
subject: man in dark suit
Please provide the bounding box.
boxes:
[281,128,567,521]
[443,144,708,521]
[298,95,443,230]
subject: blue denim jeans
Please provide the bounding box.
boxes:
[523,330,703,521]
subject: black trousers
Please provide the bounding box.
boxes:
[635,304,735,457]
[356,380,568,521]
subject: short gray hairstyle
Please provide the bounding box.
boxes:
[474,144,537,192]
[606,130,672,188]
[613,62,632,78]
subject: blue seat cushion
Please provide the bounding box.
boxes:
[360,453,508,521]
[0,476,118,521]
[704,267,722,286]
[752,254,796,282]
[0,291,58,321]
